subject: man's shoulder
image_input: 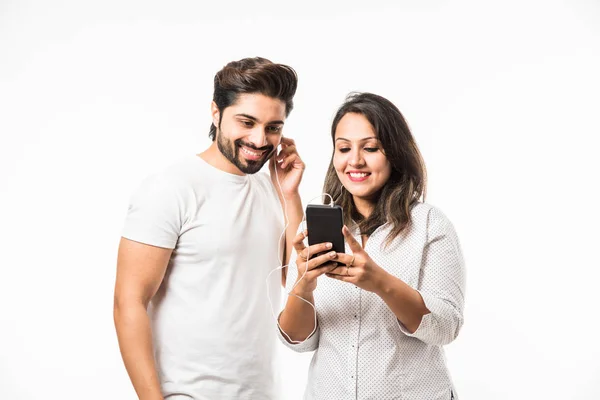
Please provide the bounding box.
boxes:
[161,155,204,180]
[135,156,203,196]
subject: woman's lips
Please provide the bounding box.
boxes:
[347,171,371,182]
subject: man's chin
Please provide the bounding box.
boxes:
[236,156,267,174]
[238,150,277,174]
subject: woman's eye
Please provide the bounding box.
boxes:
[364,147,379,153]
[338,148,351,153]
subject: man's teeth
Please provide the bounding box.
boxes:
[241,147,261,157]
[349,172,369,178]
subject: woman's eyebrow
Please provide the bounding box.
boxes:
[335,136,378,143]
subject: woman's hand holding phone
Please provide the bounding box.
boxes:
[291,229,338,296]
[325,226,389,293]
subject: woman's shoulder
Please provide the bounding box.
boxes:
[410,202,454,228]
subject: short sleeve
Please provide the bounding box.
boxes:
[121,173,188,249]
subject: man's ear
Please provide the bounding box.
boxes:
[211,101,220,128]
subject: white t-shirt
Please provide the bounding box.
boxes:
[122,155,284,400]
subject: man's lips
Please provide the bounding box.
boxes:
[239,144,267,161]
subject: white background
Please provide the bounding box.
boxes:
[1,0,599,399]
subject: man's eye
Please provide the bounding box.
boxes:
[364,147,379,153]
[241,120,254,127]
[267,126,282,133]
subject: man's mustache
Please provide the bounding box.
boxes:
[236,140,274,152]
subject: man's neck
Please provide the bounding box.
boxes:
[198,142,245,176]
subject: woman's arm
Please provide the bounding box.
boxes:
[326,213,466,345]
[278,231,337,344]
[388,208,466,345]
[374,274,430,333]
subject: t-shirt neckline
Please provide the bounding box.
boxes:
[193,154,249,183]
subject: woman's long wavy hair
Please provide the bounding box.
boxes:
[323,92,427,245]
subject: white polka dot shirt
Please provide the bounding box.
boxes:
[278,203,466,400]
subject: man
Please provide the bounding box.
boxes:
[113,57,304,400]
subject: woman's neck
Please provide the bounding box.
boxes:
[353,196,375,219]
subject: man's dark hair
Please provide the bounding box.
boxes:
[209,57,298,141]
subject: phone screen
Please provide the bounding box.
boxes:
[305,204,345,256]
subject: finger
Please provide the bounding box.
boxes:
[305,242,333,258]
[307,251,337,271]
[325,273,353,283]
[342,225,363,253]
[307,262,339,279]
[277,145,297,159]
[333,252,355,265]
[298,241,329,263]
[280,137,296,146]
[296,254,330,274]
[326,265,352,276]
[292,230,308,252]
[280,154,299,169]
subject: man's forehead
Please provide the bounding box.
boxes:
[226,93,286,121]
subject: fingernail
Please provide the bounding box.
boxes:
[329,251,336,257]
[326,243,332,249]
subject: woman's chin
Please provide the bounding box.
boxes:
[346,188,377,201]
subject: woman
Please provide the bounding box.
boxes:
[278,92,466,399]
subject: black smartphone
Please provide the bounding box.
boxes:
[305,204,345,258]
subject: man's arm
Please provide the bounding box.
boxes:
[269,137,305,287]
[113,237,171,400]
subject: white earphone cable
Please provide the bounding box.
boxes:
[265,148,334,344]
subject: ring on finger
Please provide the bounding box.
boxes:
[348,255,355,268]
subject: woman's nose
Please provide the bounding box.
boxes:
[349,149,365,167]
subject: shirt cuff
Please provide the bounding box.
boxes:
[276,313,320,353]
[396,290,446,339]
[121,230,177,250]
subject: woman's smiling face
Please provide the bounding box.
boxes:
[333,112,392,206]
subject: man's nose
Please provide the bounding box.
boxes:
[246,127,267,148]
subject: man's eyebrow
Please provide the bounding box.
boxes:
[235,114,284,125]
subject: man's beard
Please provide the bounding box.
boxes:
[216,129,276,174]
